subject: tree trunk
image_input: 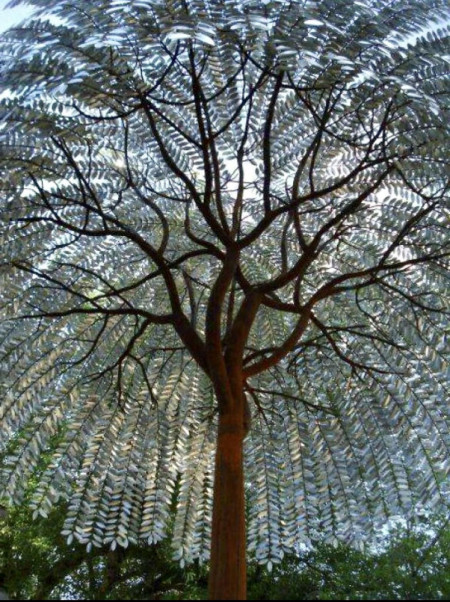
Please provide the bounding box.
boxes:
[208,411,247,600]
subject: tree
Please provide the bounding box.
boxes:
[0,0,449,599]
[2,490,449,600]
[0,435,207,600]
[0,499,207,600]
[248,515,450,600]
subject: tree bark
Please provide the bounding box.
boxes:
[208,411,247,600]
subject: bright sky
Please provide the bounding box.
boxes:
[0,0,34,33]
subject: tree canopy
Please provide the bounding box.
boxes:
[0,0,449,597]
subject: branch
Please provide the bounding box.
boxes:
[240,156,391,249]
[244,306,312,378]
[205,247,240,408]
[312,251,450,304]
[262,72,284,213]
[247,386,338,416]
[310,313,398,376]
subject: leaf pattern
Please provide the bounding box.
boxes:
[0,0,449,564]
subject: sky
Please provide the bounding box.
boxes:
[0,0,34,34]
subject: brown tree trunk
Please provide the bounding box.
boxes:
[208,411,247,600]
